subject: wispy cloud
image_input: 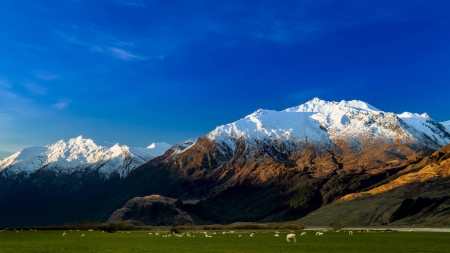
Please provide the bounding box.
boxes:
[54,99,72,109]
[34,71,58,81]
[57,27,147,61]
[23,82,48,96]
[92,46,146,61]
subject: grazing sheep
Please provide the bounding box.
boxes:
[274,234,279,237]
[81,234,85,237]
[62,232,66,237]
[349,231,353,235]
[300,232,306,236]
[250,233,254,237]
[239,235,242,237]
[286,233,296,242]
[316,232,323,236]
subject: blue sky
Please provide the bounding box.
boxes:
[1,0,450,158]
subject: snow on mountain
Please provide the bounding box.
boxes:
[207,98,450,151]
[441,120,450,133]
[398,112,450,147]
[0,136,171,178]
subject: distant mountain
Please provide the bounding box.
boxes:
[0,98,449,227]
[0,136,170,178]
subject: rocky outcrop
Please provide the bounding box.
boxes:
[107,195,193,226]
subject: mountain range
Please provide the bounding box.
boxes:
[1,98,449,227]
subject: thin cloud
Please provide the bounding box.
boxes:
[54,100,72,110]
[108,47,146,60]
[34,71,58,81]
[58,28,146,61]
[23,82,48,96]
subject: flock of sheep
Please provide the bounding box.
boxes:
[57,229,357,241]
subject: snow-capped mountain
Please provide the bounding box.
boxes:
[0,136,171,178]
[208,98,450,151]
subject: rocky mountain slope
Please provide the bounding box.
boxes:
[297,144,450,226]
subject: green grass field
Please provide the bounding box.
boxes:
[1,229,449,253]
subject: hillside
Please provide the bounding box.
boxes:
[297,144,450,226]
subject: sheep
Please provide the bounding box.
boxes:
[286,233,296,242]
[316,232,323,236]
[81,234,85,237]
[62,232,66,237]
[239,235,242,237]
[349,231,353,235]
[250,233,254,237]
[300,232,306,236]
[274,234,279,237]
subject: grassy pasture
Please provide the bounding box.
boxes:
[0,229,449,253]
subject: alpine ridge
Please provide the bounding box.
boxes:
[0,136,170,178]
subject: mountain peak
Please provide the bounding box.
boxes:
[207,98,450,152]
[0,137,171,178]
[284,98,380,113]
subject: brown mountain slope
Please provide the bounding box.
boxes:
[297,144,450,226]
[157,136,431,194]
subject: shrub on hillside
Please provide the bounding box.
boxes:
[331,222,345,231]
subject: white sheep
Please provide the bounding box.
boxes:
[62,232,66,237]
[274,234,279,237]
[81,234,85,237]
[250,233,254,237]
[349,231,353,235]
[300,232,306,236]
[316,232,323,236]
[286,233,296,242]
